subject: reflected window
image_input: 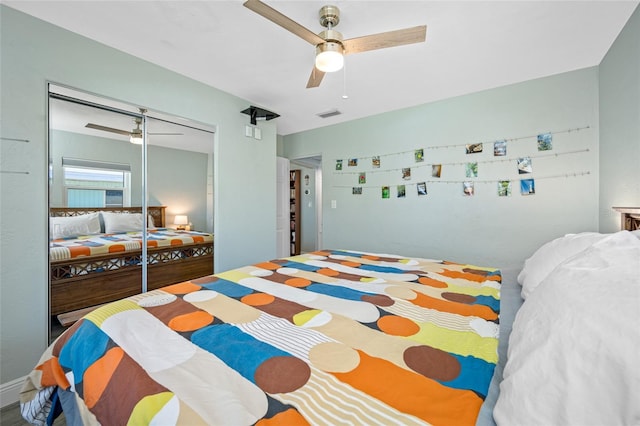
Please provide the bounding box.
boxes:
[63,163,131,207]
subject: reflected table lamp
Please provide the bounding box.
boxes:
[174,215,189,231]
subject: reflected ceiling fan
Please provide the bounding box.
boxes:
[243,0,427,88]
[85,117,183,144]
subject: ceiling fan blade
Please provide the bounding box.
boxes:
[85,123,130,136]
[148,132,184,136]
[343,25,427,55]
[306,67,326,89]
[243,0,325,46]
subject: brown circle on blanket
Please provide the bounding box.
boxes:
[441,292,476,304]
[404,345,461,382]
[254,356,311,394]
[361,294,394,307]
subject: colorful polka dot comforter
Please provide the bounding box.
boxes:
[50,229,213,261]
[21,250,501,426]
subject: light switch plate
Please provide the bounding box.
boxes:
[254,128,262,140]
[245,125,253,137]
[331,200,337,209]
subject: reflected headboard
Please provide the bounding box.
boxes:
[612,207,640,231]
[49,206,166,227]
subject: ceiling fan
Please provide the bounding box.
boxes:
[243,0,427,88]
[85,117,183,144]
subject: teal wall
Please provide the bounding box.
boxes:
[0,6,277,384]
[49,130,144,208]
[599,5,640,232]
[50,130,210,230]
[284,68,601,268]
[148,145,209,231]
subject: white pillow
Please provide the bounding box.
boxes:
[495,231,640,425]
[517,232,606,299]
[50,213,101,239]
[101,212,145,233]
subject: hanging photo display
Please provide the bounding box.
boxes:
[537,133,553,151]
[466,143,483,154]
[517,157,532,174]
[334,125,590,199]
[382,186,390,199]
[494,140,507,156]
[463,181,474,196]
[465,162,478,178]
[498,180,512,196]
[521,179,535,195]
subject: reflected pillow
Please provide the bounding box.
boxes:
[50,213,101,239]
[100,212,156,233]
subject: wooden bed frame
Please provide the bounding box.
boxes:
[49,206,214,316]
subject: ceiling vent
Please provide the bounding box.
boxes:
[317,109,342,119]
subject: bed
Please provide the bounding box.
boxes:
[49,206,214,316]
[22,231,639,425]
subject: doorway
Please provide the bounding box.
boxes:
[290,156,322,252]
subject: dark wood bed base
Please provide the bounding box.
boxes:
[50,206,214,316]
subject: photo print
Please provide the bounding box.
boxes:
[415,149,424,163]
[494,140,507,156]
[463,181,474,196]
[352,187,362,195]
[466,143,483,154]
[335,159,343,171]
[348,158,358,167]
[465,162,478,178]
[397,185,406,198]
[417,182,427,196]
[520,179,535,195]
[372,156,381,168]
[517,157,533,174]
[432,164,442,178]
[537,133,553,151]
[497,180,512,196]
[382,186,390,199]
[358,172,366,184]
[402,167,411,180]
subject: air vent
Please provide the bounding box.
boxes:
[317,109,342,119]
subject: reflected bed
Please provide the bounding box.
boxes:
[49,206,214,316]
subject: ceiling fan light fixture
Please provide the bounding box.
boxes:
[315,42,344,73]
[130,129,143,144]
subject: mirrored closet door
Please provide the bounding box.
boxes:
[48,85,146,340]
[47,84,216,341]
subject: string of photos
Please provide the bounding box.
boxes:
[332,126,592,198]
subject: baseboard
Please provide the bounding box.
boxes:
[0,376,25,408]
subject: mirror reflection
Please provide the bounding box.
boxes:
[48,86,215,341]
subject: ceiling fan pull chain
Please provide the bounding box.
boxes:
[342,59,348,99]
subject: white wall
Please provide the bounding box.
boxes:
[284,68,600,268]
[599,5,640,232]
[0,6,276,384]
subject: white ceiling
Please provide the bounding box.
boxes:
[5,1,638,137]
